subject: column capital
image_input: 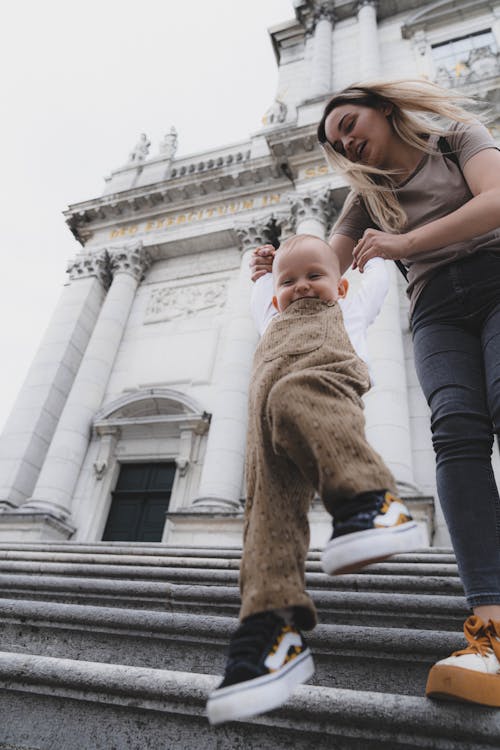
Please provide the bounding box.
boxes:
[356,0,378,11]
[234,213,294,253]
[314,2,335,24]
[289,189,333,227]
[66,253,111,289]
[299,1,335,36]
[108,242,152,282]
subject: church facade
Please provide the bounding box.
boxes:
[0,0,499,549]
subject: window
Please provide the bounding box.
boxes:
[432,29,497,81]
[102,462,176,542]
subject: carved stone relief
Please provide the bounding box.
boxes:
[144,279,228,324]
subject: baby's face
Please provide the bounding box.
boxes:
[273,237,343,312]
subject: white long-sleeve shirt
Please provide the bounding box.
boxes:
[250,257,389,381]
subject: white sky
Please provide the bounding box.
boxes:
[0,0,293,430]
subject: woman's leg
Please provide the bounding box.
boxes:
[412,255,500,706]
[412,258,500,609]
[413,315,500,608]
[477,296,500,621]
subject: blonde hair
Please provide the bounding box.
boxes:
[273,233,341,279]
[317,79,479,233]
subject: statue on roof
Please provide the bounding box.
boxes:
[159,126,178,160]
[128,133,151,164]
[262,97,287,126]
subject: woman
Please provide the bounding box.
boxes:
[318,79,500,707]
[254,78,500,707]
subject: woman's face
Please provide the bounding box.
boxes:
[323,102,395,168]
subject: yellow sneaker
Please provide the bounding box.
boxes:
[426,615,500,707]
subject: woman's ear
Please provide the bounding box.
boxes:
[272,295,280,310]
[381,101,393,117]
[337,278,349,298]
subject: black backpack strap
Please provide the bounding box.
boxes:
[437,135,463,174]
[394,259,409,281]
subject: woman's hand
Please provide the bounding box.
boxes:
[352,229,412,272]
[249,244,276,282]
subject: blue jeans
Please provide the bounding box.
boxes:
[411,251,500,609]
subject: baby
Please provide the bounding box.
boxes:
[207,234,420,726]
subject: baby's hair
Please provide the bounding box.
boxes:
[278,233,331,254]
[274,234,341,275]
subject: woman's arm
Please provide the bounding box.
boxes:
[328,233,357,274]
[352,148,500,271]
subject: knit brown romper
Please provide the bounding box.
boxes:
[240,297,397,629]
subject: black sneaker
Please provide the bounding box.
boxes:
[322,490,422,575]
[206,611,314,725]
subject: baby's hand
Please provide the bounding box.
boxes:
[249,244,275,282]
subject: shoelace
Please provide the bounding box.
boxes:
[453,615,500,660]
[227,613,283,663]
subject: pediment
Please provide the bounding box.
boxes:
[94,388,208,425]
[402,0,493,39]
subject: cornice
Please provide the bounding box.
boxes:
[288,0,425,28]
[264,122,321,159]
[64,124,323,245]
[65,160,281,244]
[401,0,493,38]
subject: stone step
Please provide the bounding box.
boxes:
[0,573,468,629]
[0,548,460,574]
[0,652,498,750]
[0,597,465,696]
[0,560,463,596]
[0,541,456,556]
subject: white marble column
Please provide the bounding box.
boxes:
[363,263,417,495]
[357,1,380,80]
[0,256,107,511]
[309,6,335,98]
[192,224,266,511]
[23,244,151,520]
[492,6,500,48]
[291,189,332,238]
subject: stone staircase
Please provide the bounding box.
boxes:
[0,543,499,749]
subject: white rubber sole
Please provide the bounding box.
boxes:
[321,521,422,575]
[206,648,315,725]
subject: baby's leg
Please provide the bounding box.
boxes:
[209,419,316,727]
[240,413,317,631]
[265,368,396,507]
[266,368,421,574]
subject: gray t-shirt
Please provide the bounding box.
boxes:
[333,121,500,314]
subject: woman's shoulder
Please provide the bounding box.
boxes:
[344,191,370,216]
[333,191,375,239]
[444,120,498,167]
